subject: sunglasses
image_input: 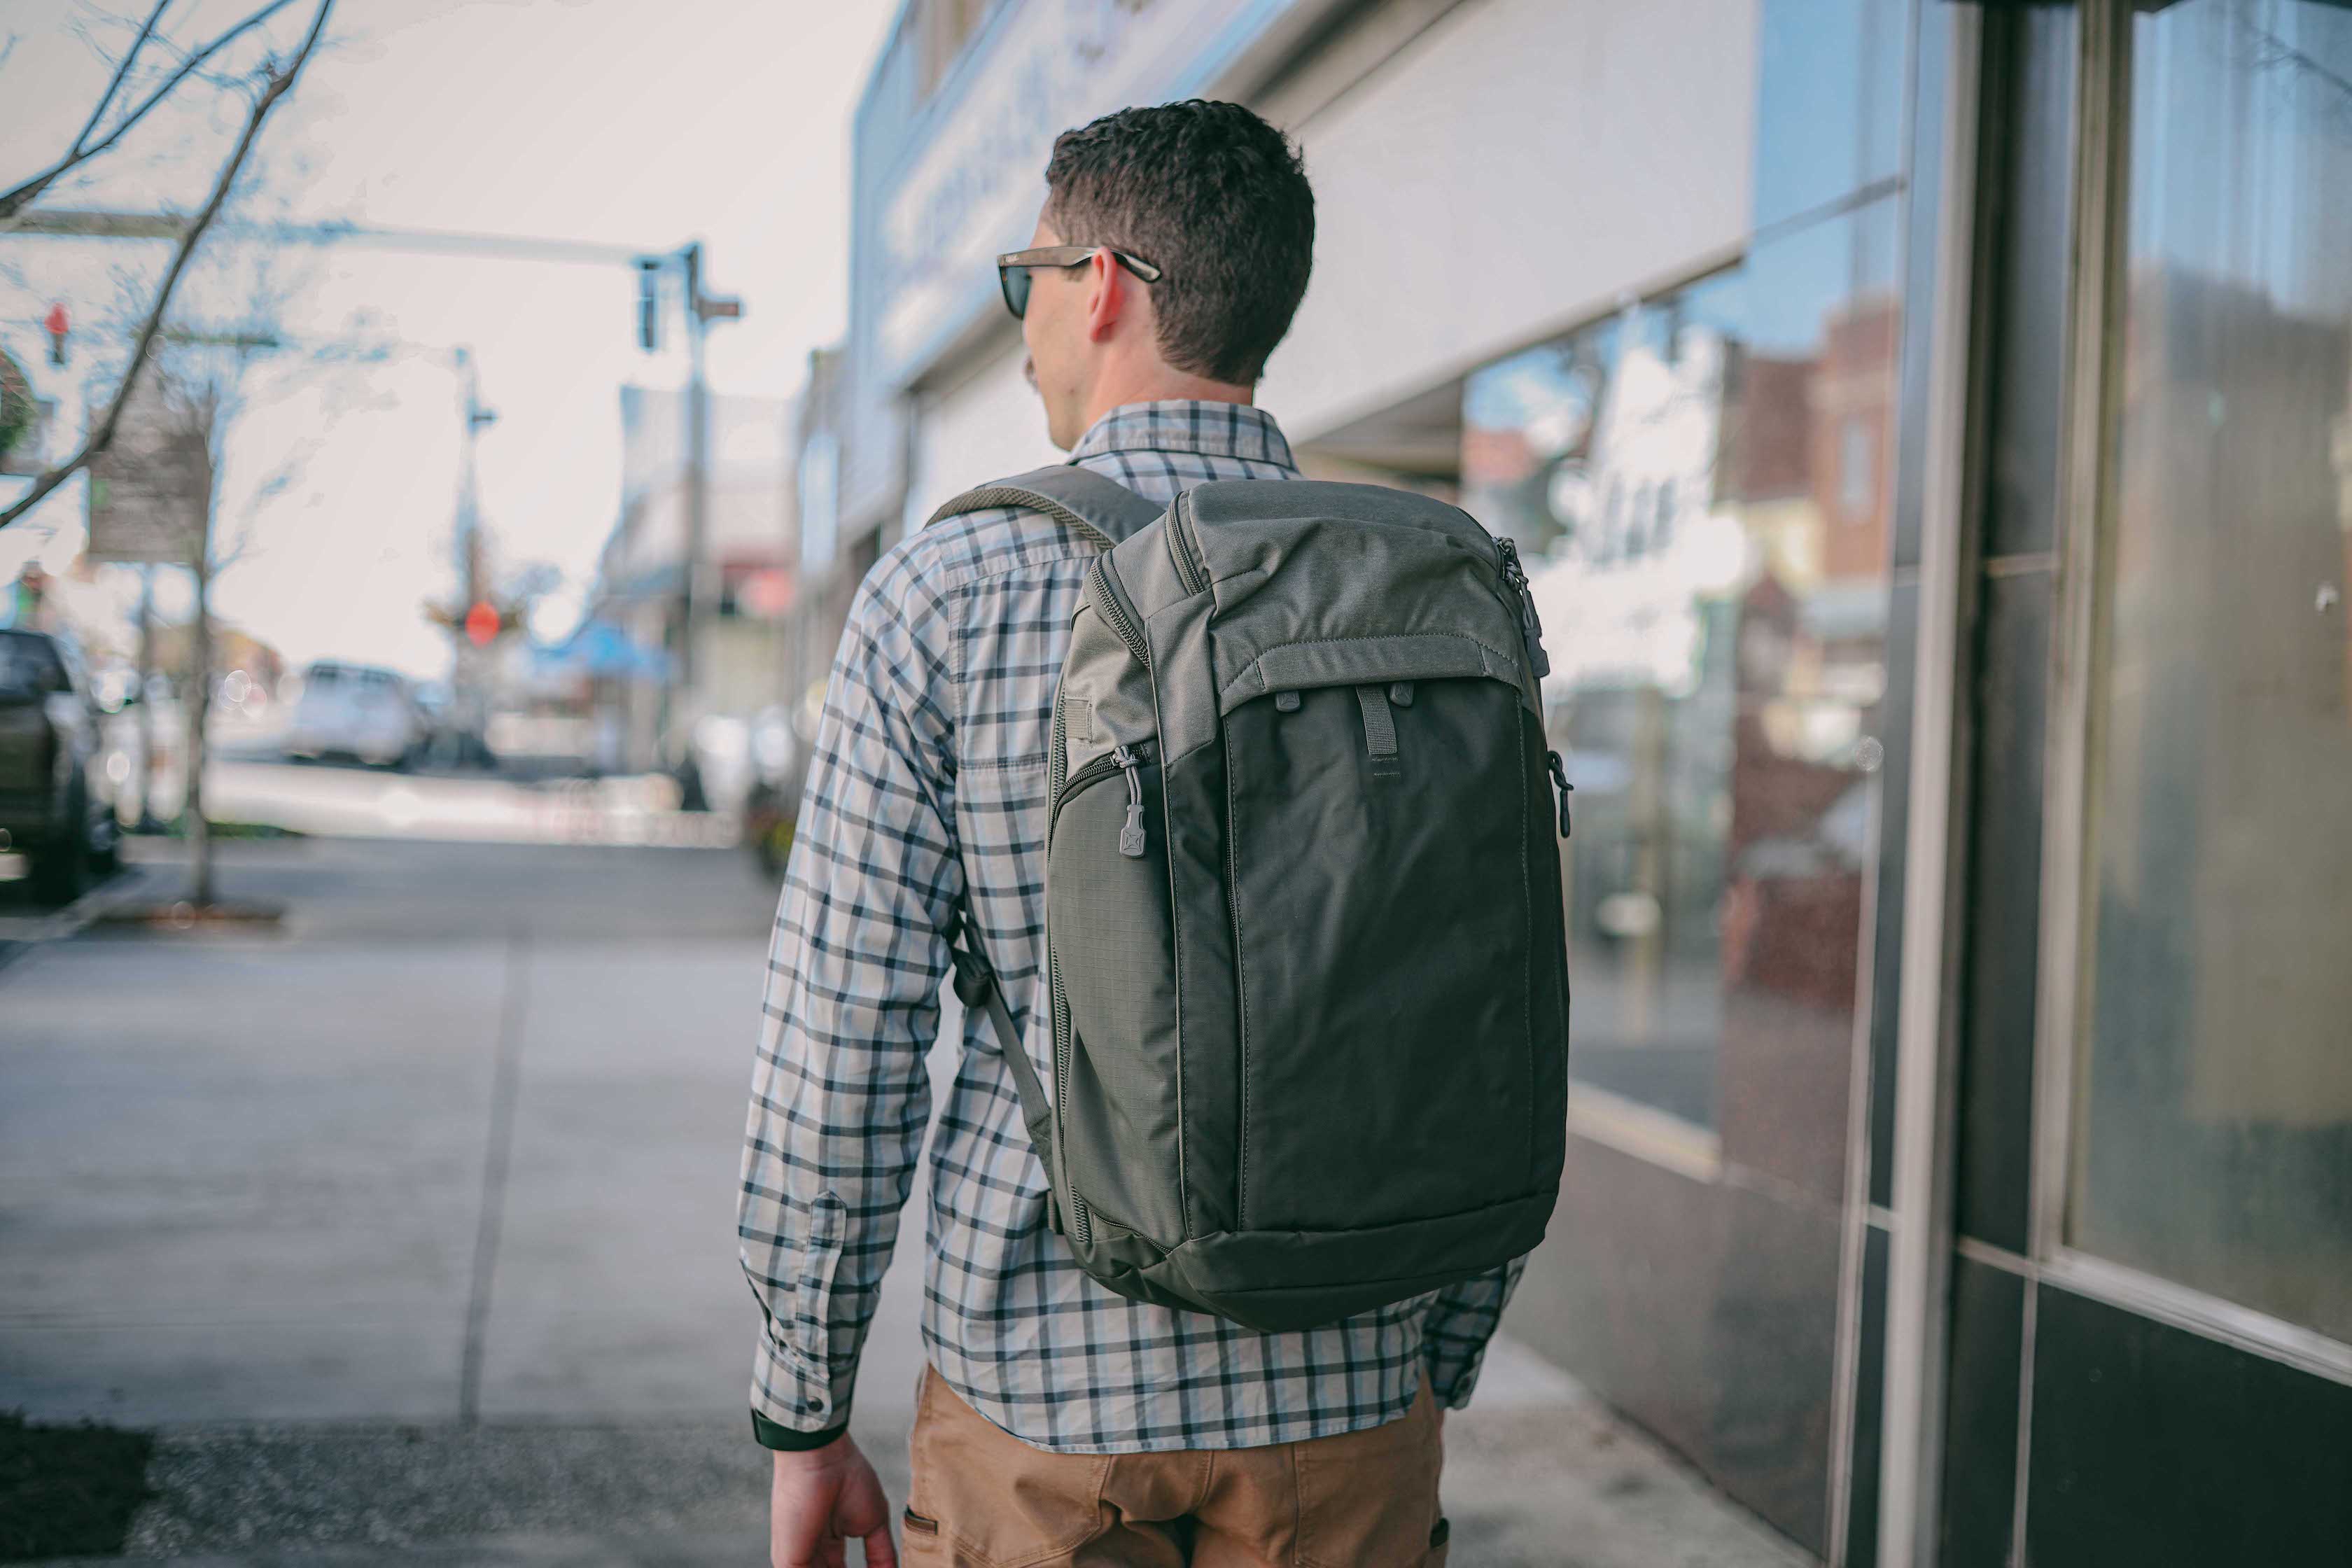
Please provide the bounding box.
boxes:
[996,245,1162,320]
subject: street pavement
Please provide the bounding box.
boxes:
[1,821,1805,1567]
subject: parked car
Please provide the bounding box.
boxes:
[284,660,426,769]
[0,627,120,902]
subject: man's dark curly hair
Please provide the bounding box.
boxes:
[1042,100,1314,385]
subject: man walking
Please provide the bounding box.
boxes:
[739,101,1520,1567]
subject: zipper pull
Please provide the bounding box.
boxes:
[1547,749,1574,838]
[1497,538,1551,679]
[1115,746,1147,857]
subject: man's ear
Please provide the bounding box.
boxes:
[1082,247,1128,342]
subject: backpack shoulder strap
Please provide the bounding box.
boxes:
[944,911,1066,1235]
[925,463,1163,548]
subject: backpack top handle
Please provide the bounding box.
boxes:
[926,463,1166,549]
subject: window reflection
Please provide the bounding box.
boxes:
[1464,212,1896,1164]
[1751,0,1908,231]
[2072,0,2352,1343]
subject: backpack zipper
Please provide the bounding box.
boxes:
[1495,537,1552,680]
[1114,746,1147,856]
[1167,491,1210,596]
[1040,735,1156,1254]
[1042,694,1085,1248]
[1049,739,1155,844]
[1049,951,1090,1248]
[1086,556,1149,666]
[1048,550,1156,1257]
[1547,748,1575,836]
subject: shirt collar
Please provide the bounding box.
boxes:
[1066,400,1297,470]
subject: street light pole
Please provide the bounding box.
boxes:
[638,239,739,788]
[680,241,708,720]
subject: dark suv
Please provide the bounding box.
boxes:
[0,627,120,903]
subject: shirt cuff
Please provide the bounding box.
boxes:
[1425,1340,1494,1410]
[752,1408,850,1452]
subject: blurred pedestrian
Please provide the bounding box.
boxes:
[740,101,1513,1567]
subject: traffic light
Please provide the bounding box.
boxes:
[635,258,662,352]
[465,600,500,647]
[43,303,67,367]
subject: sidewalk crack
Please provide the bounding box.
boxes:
[458,922,529,1426]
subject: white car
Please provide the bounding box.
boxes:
[285,661,425,769]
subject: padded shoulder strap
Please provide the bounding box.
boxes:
[925,463,1164,548]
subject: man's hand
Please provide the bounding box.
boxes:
[770,1435,897,1568]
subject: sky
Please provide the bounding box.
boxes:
[0,0,898,674]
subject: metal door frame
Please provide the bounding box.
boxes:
[1872,1,1989,1560]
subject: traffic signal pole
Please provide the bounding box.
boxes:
[451,346,498,764]
[634,240,738,783]
[680,241,708,724]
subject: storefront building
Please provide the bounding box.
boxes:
[587,384,798,771]
[797,1,2352,1562]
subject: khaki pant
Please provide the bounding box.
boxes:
[902,1366,1450,1567]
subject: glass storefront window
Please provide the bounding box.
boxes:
[1463,203,1898,1156]
[2069,0,2352,1343]
[1751,0,1909,232]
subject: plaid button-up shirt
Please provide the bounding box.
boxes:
[739,400,1523,1455]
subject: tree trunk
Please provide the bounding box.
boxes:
[188,537,214,906]
[134,566,157,830]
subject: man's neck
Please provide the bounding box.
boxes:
[1079,367,1254,433]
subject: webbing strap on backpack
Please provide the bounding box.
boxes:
[945,912,1065,1234]
[925,463,1164,548]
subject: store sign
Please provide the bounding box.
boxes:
[86,378,209,564]
[874,0,1297,384]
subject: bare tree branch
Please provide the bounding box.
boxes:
[0,0,299,223]
[0,0,332,533]
[71,1,172,155]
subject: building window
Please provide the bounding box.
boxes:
[2067,0,2352,1344]
[1461,229,1898,1140]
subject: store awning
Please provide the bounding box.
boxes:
[533,618,669,680]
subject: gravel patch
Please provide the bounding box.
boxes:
[120,1420,808,1558]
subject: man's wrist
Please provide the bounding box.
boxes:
[751,1408,850,1452]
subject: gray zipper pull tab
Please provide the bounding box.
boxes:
[1547,749,1575,838]
[1115,746,1147,857]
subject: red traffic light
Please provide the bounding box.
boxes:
[465,600,500,647]
[43,302,68,366]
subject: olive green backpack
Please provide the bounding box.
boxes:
[937,467,1572,1334]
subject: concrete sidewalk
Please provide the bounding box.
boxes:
[2,838,1803,1566]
